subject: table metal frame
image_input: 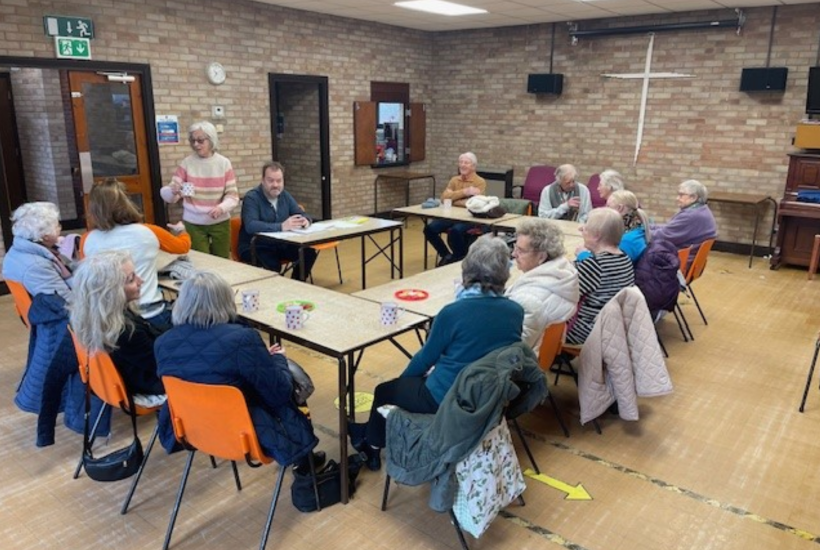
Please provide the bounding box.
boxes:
[373,172,436,214]
[708,192,777,268]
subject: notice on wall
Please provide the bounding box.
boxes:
[156,115,180,145]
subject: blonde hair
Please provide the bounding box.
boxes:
[584,208,624,247]
[608,190,651,244]
[68,250,133,353]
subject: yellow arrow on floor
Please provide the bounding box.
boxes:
[524,468,592,501]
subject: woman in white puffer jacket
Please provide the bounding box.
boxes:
[505,218,580,350]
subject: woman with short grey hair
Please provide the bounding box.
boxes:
[461,234,513,294]
[69,250,164,396]
[652,179,717,266]
[160,120,239,258]
[2,201,73,298]
[154,271,324,471]
[349,234,524,471]
[506,219,579,350]
[597,169,625,201]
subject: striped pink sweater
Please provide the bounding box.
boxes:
[162,152,239,225]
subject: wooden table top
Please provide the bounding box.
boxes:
[255,216,403,246]
[232,277,428,356]
[493,216,582,236]
[353,262,463,318]
[374,171,435,181]
[708,191,774,205]
[157,250,276,291]
[394,204,523,225]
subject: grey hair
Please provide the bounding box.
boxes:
[584,207,624,247]
[599,170,625,193]
[555,164,578,182]
[516,218,565,260]
[461,235,511,294]
[459,152,478,168]
[172,271,236,328]
[679,179,708,204]
[188,120,219,150]
[68,250,133,354]
[608,190,652,244]
[11,202,61,242]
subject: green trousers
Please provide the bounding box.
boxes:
[184,219,230,258]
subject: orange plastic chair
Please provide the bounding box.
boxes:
[161,376,320,550]
[299,205,342,284]
[682,238,716,325]
[229,217,242,262]
[6,279,32,329]
[68,328,161,514]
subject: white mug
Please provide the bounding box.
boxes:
[380,301,405,326]
[181,182,195,197]
[241,289,260,313]
[443,198,453,209]
[285,304,310,330]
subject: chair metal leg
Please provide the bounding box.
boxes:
[74,403,110,479]
[15,362,30,393]
[547,392,570,438]
[162,450,196,550]
[657,331,669,358]
[449,509,471,550]
[333,247,343,284]
[259,465,287,550]
[231,460,241,491]
[688,284,708,325]
[120,422,159,515]
[592,419,602,434]
[674,305,695,341]
[209,455,218,469]
[381,474,391,511]
[799,338,820,412]
[510,418,541,475]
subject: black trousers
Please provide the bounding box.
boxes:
[241,242,318,281]
[365,376,439,448]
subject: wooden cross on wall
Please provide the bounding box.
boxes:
[602,33,694,166]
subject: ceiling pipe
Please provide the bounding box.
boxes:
[569,9,744,40]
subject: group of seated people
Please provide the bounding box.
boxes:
[349,168,718,471]
[1,133,718,490]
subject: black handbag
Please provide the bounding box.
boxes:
[81,360,144,482]
[291,455,363,512]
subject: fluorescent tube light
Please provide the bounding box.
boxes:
[394,1,487,16]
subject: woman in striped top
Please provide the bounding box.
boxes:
[566,208,635,345]
[161,121,239,258]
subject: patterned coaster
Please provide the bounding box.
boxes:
[394,289,429,301]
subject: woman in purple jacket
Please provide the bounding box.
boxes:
[652,180,717,269]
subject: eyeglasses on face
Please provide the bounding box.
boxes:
[513,244,533,254]
[189,137,209,144]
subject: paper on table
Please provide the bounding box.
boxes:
[334,216,370,229]
[292,220,336,234]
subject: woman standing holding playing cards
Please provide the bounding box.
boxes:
[161,121,239,258]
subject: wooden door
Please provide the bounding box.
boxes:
[68,72,154,224]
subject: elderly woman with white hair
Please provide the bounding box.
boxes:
[651,179,717,263]
[2,202,73,298]
[506,218,579,350]
[160,121,239,258]
[349,235,524,471]
[69,250,164,397]
[596,169,625,202]
[153,271,323,472]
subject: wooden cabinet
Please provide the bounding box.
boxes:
[771,152,820,268]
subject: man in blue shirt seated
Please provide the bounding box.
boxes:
[238,161,317,281]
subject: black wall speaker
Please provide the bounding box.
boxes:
[527,74,563,95]
[807,66,820,115]
[740,67,788,92]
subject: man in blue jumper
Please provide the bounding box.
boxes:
[238,161,317,281]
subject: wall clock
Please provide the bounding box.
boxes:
[206,62,226,85]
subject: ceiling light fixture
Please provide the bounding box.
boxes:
[394,0,487,17]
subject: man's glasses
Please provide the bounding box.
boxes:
[189,137,209,144]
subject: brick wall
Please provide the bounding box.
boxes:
[427,6,820,244]
[10,68,76,219]
[0,1,818,249]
